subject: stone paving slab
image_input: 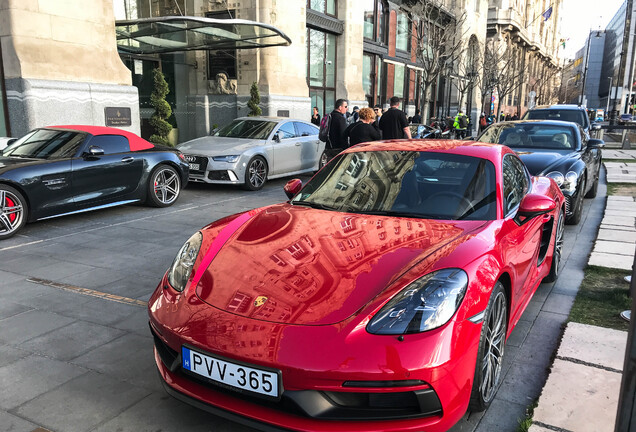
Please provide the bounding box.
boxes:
[532,359,621,432]
[598,228,636,242]
[603,149,636,159]
[588,252,635,270]
[592,240,636,255]
[597,215,635,226]
[557,322,627,371]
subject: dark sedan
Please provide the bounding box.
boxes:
[0,125,189,239]
[477,120,603,224]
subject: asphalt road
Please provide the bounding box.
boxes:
[0,172,605,432]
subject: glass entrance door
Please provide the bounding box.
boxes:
[307,29,336,119]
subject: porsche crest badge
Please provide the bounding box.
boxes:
[254,296,268,307]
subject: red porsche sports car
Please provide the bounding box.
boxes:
[149,141,564,432]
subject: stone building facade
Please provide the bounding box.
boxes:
[0,0,561,141]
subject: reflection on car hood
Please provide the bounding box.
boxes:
[195,203,485,326]
[0,156,42,174]
[177,136,267,156]
[515,150,578,176]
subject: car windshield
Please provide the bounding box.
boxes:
[292,151,497,221]
[524,109,587,128]
[478,124,576,150]
[3,129,85,159]
[213,119,277,140]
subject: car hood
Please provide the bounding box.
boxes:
[177,136,266,156]
[0,156,42,174]
[515,150,578,176]
[194,204,486,326]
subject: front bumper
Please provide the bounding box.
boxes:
[148,276,482,432]
[185,154,245,185]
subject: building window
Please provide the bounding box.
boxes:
[396,12,410,52]
[363,53,385,107]
[364,0,387,43]
[308,28,337,118]
[394,63,405,99]
[206,10,237,80]
[308,0,336,16]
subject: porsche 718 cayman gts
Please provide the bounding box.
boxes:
[0,125,188,239]
[149,140,564,432]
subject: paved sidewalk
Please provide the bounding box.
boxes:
[529,146,635,432]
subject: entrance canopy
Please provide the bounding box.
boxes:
[116,16,291,54]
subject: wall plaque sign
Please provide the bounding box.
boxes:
[105,107,132,127]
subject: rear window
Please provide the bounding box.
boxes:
[524,109,587,128]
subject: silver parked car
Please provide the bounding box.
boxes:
[178,117,324,190]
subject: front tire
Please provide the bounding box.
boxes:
[469,282,508,412]
[543,210,564,283]
[147,165,181,207]
[243,156,268,191]
[0,185,28,240]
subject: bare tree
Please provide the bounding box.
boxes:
[403,0,467,122]
[483,37,526,119]
[451,37,482,114]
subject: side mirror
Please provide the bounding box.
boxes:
[87,145,104,157]
[273,132,281,143]
[591,123,602,131]
[588,138,605,148]
[284,179,302,199]
[515,193,556,225]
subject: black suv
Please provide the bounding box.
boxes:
[523,104,602,135]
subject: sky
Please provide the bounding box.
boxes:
[560,0,626,59]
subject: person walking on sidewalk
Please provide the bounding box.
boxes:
[453,110,468,139]
[311,106,321,126]
[344,107,381,145]
[379,96,412,140]
[325,99,349,160]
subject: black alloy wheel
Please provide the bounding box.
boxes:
[543,210,564,283]
[0,185,27,240]
[566,175,586,225]
[469,282,508,412]
[148,165,181,207]
[243,156,268,191]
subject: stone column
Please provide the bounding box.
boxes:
[337,0,366,108]
[0,0,139,137]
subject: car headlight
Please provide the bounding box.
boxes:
[167,232,203,292]
[212,155,240,163]
[546,171,564,187]
[563,171,578,193]
[367,269,468,335]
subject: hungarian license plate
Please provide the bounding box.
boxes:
[182,346,280,398]
[188,163,200,171]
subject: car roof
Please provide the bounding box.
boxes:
[530,104,587,111]
[235,117,316,124]
[488,120,579,129]
[49,125,155,151]
[343,139,511,164]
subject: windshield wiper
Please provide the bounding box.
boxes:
[356,209,435,219]
[291,200,337,211]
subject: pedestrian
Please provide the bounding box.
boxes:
[350,106,360,124]
[379,96,412,140]
[325,99,349,160]
[343,107,381,145]
[373,104,383,129]
[505,112,511,121]
[411,109,422,124]
[311,106,321,126]
[479,112,487,134]
[453,110,468,139]
[511,111,519,121]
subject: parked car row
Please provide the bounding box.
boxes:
[0,110,601,432]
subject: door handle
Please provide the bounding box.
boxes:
[295,143,301,146]
[121,157,134,163]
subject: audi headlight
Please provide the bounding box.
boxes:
[212,155,240,163]
[546,171,565,187]
[167,232,203,292]
[367,269,468,335]
[563,171,578,193]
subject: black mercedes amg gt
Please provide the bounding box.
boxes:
[0,125,189,239]
[477,120,603,225]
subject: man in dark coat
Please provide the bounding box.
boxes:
[379,97,412,140]
[326,99,349,160]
